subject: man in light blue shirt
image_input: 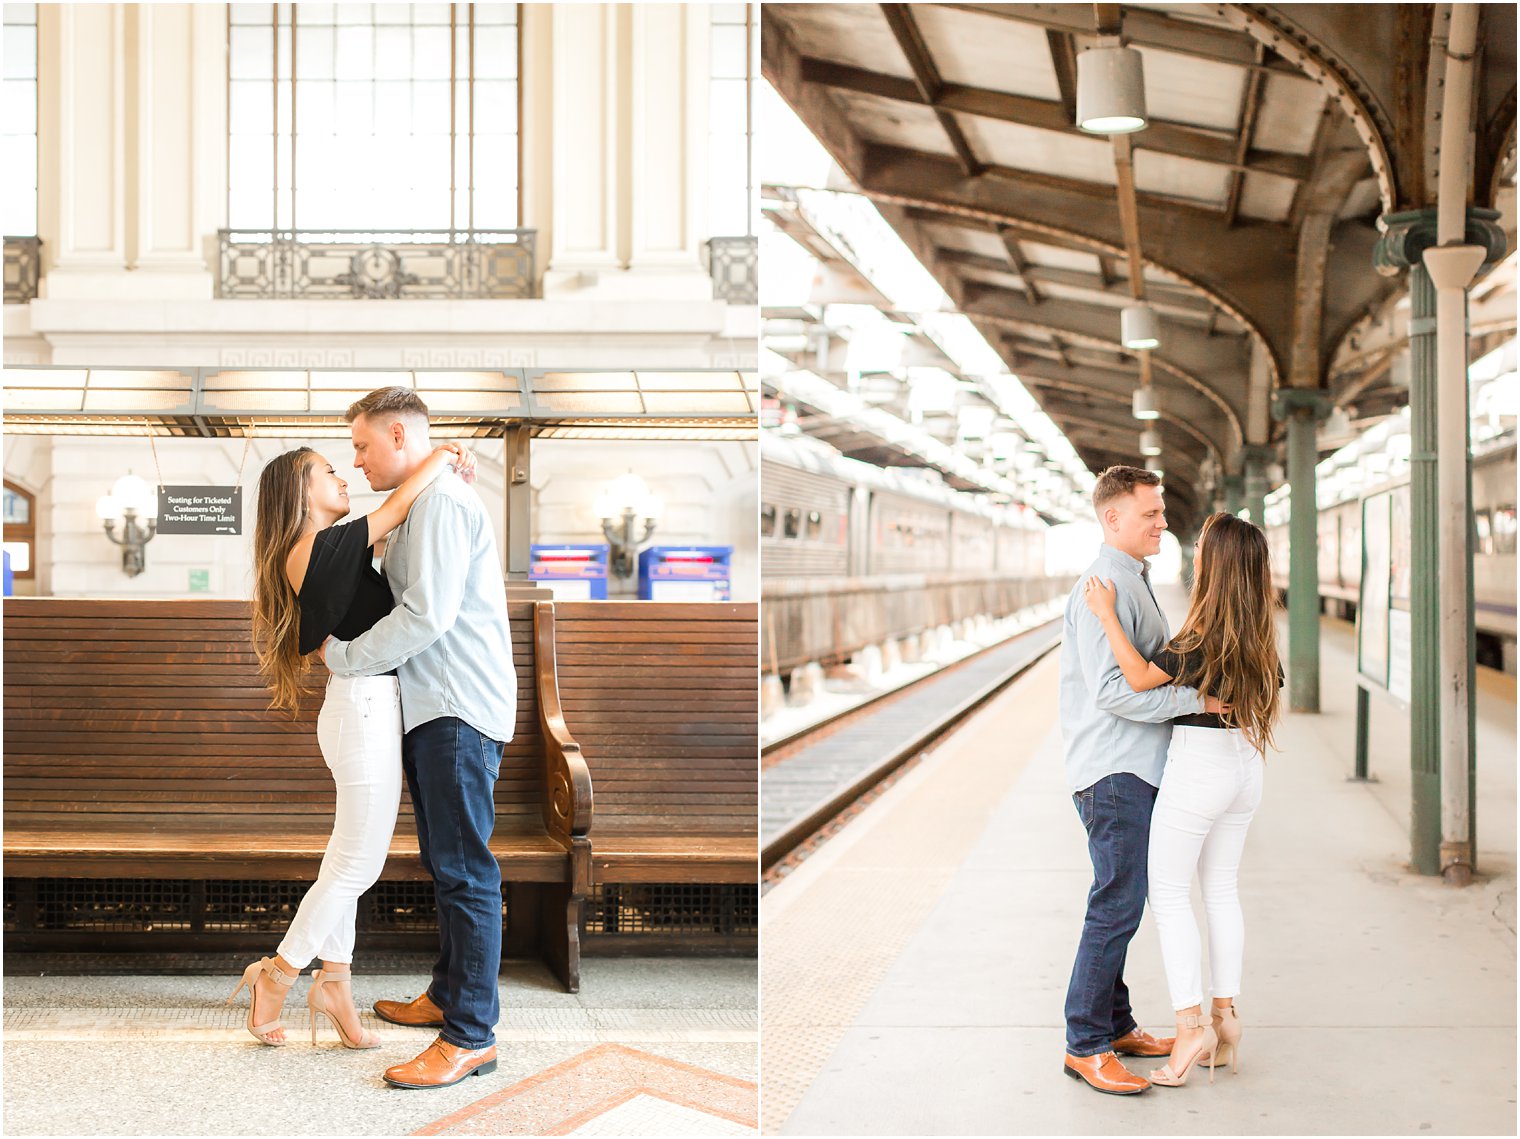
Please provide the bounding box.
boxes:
[1059,465,1222,1095]
[322,387,513,1090]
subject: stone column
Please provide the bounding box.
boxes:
[37,3,129,296]
[127,3,224,297]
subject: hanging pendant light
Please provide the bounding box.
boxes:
[1076,44,1148,134]
[1140,427,1162,456]
[1121,303,1160,350]
[1132,385,1159,420]
[1145,456,1164,477]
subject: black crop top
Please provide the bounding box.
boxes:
[1151,645,1284,729]
[297,519,395,669]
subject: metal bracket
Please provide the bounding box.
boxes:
[1269,388,1334,423]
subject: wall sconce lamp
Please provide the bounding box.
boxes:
[595,472,663,579]
[96,474,158,577]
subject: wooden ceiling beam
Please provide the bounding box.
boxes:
[797,56,1313,181]
[1047,29,1080,122]
[996,227,1041,304]
[1224,43,1269,226]
[879,4,983,177]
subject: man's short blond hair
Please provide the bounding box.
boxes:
[1092,464,1161,516]
[344,386,431,426]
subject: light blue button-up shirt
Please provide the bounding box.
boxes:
[325,472,517,744]
[1059,543,1204,793]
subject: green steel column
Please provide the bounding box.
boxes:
[1242,447,1270,525]
[1375,210,1440,874]
[1222,474,1244,517]
[1282,399,1323,713]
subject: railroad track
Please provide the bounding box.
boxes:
[760,619,1062,871]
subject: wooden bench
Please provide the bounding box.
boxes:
[554,602,757,945]
[2,598,592,990]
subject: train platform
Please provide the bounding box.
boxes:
[2,956,757,1136]
[761,584,1516,1136]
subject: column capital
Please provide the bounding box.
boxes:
[1239,443,1276,467]
[1374,206,1506,276]
[1270,388,1334,423]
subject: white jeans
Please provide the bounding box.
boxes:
[277,675,403,968]
[1147,725,1264,1011]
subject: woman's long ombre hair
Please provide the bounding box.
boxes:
[251,447,319,716]
[1169,511,1282,755]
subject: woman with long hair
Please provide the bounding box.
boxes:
[1082,510,1282,1087]
[231,440,475,1048]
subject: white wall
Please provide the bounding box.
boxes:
[3,434,759,602]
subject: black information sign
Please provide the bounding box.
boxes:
[157,486,243,535]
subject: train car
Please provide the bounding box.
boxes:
[1268,438,1516,671]
[760,431,1070,677]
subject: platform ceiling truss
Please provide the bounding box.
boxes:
[763,2,1517,532]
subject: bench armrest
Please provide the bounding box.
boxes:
[534,601,593,840]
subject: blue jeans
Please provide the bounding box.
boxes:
[1064,772,1158,1057]
[403,716,504,1051]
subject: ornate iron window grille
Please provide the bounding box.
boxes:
[217,229,537,300]
[706,235,758,305]
[4,237,41,304]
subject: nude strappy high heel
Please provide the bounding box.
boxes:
[1205,1002,1242,1073]
[1149,1011,1219,1087]
[227,956,298,1046]
[307,967,381,1049]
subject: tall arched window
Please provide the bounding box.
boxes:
[227,3,521,233]
[708,3,757,238]
[4,480,36,581]
[2,3,37,238]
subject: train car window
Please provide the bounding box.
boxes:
[760,503,777,538]
[784,507,802,539]
[1493,507,1516,555]
[1474,510,1493,556]
[805,510,822,540]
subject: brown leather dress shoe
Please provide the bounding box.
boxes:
[1112,1027,1176,1057]
[383,1036,498,1089]
[1063,1051,1150,1095]
[373,990,445,1028]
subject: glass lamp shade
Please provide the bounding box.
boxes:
[110,474,156,516]
[95,495,122,521]
[593,493,616,520]
[1140,427,1162,456]
[1145,456,1164,476]
[1132,386,1159,420]
[1076,45,1147,134]
[1121,304,1160,350]
[642,493,665,521]
[605,472,651,513]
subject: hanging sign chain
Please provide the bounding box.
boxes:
[146,419,165,489]
[237,434,253,485]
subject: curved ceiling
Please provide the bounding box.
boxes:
[763,2,1517,535]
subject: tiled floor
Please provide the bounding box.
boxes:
[2,958,757,1136]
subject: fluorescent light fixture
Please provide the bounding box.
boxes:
[1076,45,1148,134]
[1132,386,1159,420]
[1121,304,1160,350]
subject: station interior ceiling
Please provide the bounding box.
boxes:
[761,2,1518,535]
